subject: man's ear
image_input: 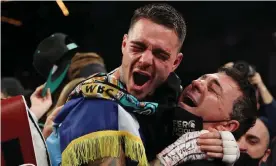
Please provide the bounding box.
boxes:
[172,52,183,71]
[121,34,128,55]
[221,120,240,132]
[261,149,271,164]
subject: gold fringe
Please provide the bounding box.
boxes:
[62,130,149,166]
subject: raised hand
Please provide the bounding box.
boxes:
[30,84,52,120]
[42,106,63,139]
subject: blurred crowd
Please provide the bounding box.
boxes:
[1,3,276,166]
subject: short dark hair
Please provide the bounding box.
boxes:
[218,67,258,140]
[129,3,186,49]
[1,77,25,97]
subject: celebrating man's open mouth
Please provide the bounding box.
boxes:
[179,85,202,110]
[182,95,198,108]
[132,71,152,90]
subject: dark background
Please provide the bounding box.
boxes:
[2,1,276,96]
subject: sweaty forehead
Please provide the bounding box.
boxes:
[128,18,180,53]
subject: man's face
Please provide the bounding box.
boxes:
[121,18,183,100]
[179,72,242,129]
[238,119,270,158]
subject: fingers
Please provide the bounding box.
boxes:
[42,124,54,139]
[31,83,52,103]
[199,129,224,159]
[45,88,52,101]
[35,84,45,95]
[223,62,234,68]
[200,145,223,153]
[215,126,227,131]
[248,77,257,84]
[207,127,218,132]
[31,84,45,98]
[249,72,262,84]
[48,105,63,120]
[43,106,63,139]
[197,138,222,146]
[36,84,45,91]
[254,72,260,78]
[206,152,223,159]
[199,131,221,139]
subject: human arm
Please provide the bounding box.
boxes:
[249,72,274,104]
[155,130,239,166]
[42,106,63,139]
[29,84,52,121]
[249,73,276,134]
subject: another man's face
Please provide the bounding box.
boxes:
[121,18,183,99]
[179,72,242,129]
[238,119,270,159]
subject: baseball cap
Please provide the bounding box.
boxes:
[33,33,79,96]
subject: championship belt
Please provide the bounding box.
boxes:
[1,96,37,166]
[68,72,158,115]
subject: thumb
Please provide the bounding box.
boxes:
[207,127,218,132]
[49,105,64,120]
[216,125,227,131]
[31,84,45,98]
[46,88,52,101]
